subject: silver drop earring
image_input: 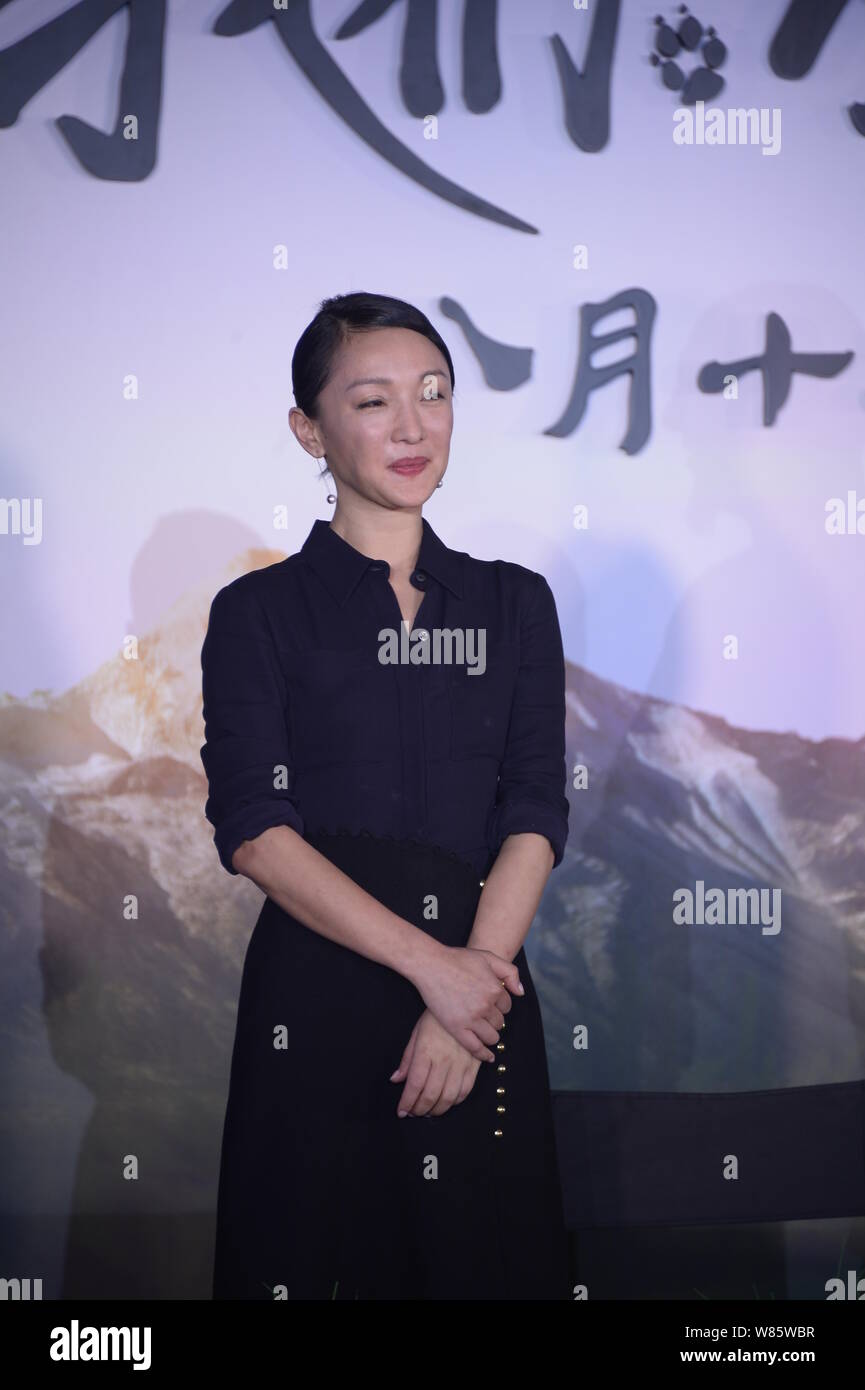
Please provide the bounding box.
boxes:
[316,454,336,504]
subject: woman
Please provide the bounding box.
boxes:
[201,291,571,1300]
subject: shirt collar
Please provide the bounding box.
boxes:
[299,515,464,606]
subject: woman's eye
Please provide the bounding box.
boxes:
[357,394,448,409]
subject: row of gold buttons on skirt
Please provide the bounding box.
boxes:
[494,1018,506,1137]
[480,879,507,1139]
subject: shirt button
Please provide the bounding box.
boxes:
[415,629,429,642]
[369,561,389,574]
[412,570,427,586]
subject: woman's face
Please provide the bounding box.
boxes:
[292,326,453,510]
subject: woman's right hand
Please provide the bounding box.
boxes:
[410,944,524,1062]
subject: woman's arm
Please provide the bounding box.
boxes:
[468,570,569,957]
[389,833,553,1117]
[230,825,521,1063]
[465,831,554,959]
[232,823,440,983]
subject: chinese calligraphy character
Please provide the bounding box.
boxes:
[697,312,853,426]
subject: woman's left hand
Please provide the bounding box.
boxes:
[389,1008,483,1117]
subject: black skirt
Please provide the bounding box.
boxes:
[212,830,570,1300]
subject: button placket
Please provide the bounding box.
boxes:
[494,1018,506,1138]
[478,877,507,1140]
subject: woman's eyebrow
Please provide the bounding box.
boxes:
[344,370,448,392]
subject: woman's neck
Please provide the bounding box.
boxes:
[329,508,423,583]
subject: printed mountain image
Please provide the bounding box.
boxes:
[2,549,864,1294]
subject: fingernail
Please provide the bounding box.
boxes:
[389,1071,399,1079]
[397,1110,407,1118]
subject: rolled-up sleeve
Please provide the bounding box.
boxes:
[199,576,304,874]
[488,571,570,870]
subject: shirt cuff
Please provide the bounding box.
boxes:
[213,801,305,876]
[488,797,569,870]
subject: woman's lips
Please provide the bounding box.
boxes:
[389,458,429,476]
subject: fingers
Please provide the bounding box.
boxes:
[389,1018,421,1082]
[423,1017,494,1065]
[415,1060,481,1116]
[398,1056,446,1118]
[396,1054,434,1117]
[494,990,512,1019]
[432,1012,501,1063]
[490,956,524,997]
[461,1029,496,1064]
[403,1059,466,1117]
[473,1016,501,1047]
[427,1084,463,1116]
[486,1002,506,1031]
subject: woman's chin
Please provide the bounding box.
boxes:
[380,472,441,505]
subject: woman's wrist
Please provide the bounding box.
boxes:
[394,925,446,988]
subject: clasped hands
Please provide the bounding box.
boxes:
[389,943,522,1119]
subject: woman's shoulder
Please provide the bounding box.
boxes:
[458,544,548,604]
[210,536,318,597]
[205,553,300,625]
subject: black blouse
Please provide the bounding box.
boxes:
[199,517,570,882]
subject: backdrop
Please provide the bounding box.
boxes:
[1,0,863,1300]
